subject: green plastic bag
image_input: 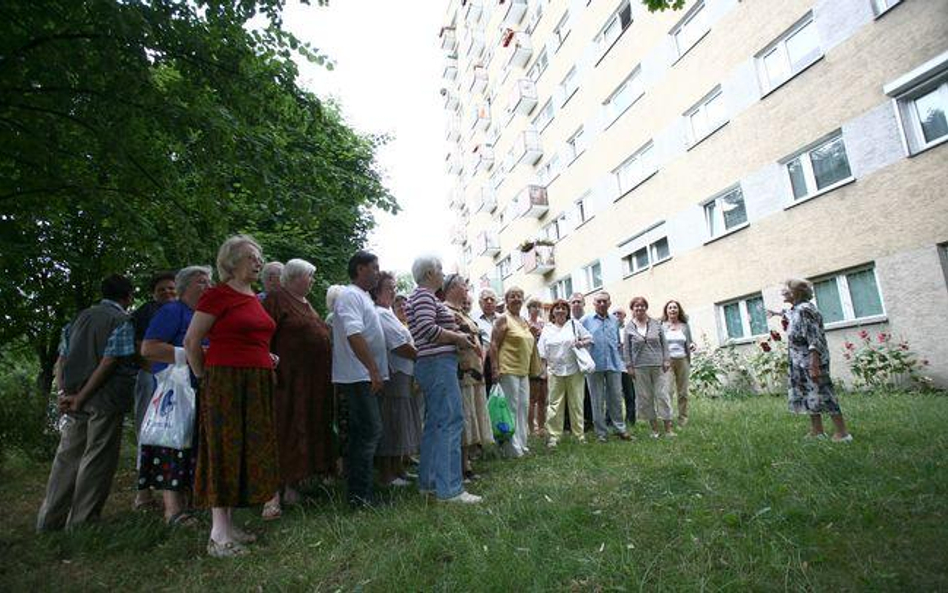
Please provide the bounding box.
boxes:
[487,384,515,443]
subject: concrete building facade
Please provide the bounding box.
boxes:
[438,0,948,387]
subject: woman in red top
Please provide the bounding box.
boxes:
[185,235,280,558]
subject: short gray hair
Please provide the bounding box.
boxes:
[326,284,345,312]
[411,254,442,284]
[262,261,284,278]
[479,288,497,301]
[785,278,814,301]
[216,234,262,283]
[281,258,315,286]
[175,265,212,295]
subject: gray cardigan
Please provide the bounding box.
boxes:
[623,317,669,368]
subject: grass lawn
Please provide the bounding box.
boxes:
[1,392,947,591]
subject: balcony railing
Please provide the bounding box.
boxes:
[501,0,528,26]
[443,56,458,82]
[440,27,457,52]
[522,243,555,274]
[507,78,538,115]
[462,28,486,59]
[476,230,500,256]
[501,29,532,69]
[468,65,488,94]
[514,184,549,218]
[477,186,497,213]
[512,127,542,166]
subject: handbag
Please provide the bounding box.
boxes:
[487,384,515,442]
[571,321,597,374]
[139,359,196,450]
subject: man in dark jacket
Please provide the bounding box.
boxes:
[37,275,137,531]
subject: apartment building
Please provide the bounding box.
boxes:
[438,0,948,387]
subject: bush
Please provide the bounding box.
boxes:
[0,354,59,465]
[748,330,789,396]
[843,330,932,391]
[691,338,756,399]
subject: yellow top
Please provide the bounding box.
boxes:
[498,312,535,376]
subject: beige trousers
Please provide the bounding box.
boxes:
[633,367,672,422]
[545,373,586,440]
[668,358,691,420]
[36,406,124,531]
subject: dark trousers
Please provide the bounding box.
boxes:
[339,382,381,505]
[622,371,636,425]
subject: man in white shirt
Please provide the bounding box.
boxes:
[476,288,498,395]
[332,250,389,508]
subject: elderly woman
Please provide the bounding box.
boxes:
[407,256,481,503]
[260,259,334,519]
[624,297,673,438]
[661,300,696,427]
[779,279,852,441]
[138,265,211,526]
[370,271,420,486]
[324,283,346,476]
[185,235,280,557]
[526,298,547,437]
[490,286,536,458]
[443,273,494,480]
[537,299,593,447]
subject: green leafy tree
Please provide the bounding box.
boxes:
[0,0,397,393]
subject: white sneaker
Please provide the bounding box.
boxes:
[443,491,482,504]
[387,477,411,487]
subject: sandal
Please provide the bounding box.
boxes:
[207,538,249,558]
[261,499,282,521]
[166,511,200,528]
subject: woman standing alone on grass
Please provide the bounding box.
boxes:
[661,300,695,427]
[775,278,852,442]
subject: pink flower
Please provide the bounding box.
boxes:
[843,353,851,360]
[759,342,772,353]
[781,318,789,331]
[770,330,782,342]
[877,333,888,343]
[900,342,909,351]
[844,341,855,350]
[858,330,869,340]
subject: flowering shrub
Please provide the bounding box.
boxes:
[690,336,755,398]
[749,329,789,395]
[844,330,931,390]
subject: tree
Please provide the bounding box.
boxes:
[0,0,397,392]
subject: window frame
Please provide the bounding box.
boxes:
[896,79,948,155]
[497,253,513,279]
[527,48,549,83]
[613,141,656,199]
[583,260,603,292]
[872,0,902,18]
[702,185,749,241]
[550,275,574,301]
[541,211,570,243]
[671,0,708,61]
[717,293,768,343]
[685,86,727,147]
[603,66,644,128]
[553,10,572,51]
[594,0,633,64]
[532,99,555,133]
[565,126,587,163]
[575,191,593,227]
[811,265,887,329]
[755,14,823,95]
[781,130,854,207]
[560,66,580,106]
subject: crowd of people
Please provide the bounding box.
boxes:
[35,234,852,557]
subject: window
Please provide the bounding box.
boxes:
[541,212,570,242]
[672,1,707,59]
[620,224,670,276]
[489,168,504,191]
[497,254,513,279]
[550,276,574,301]
[536,153,562,187]
[704,186,748,238]
[560,67,580,105]
[891,71,948,154]
[686,86,727,145]
[784,132,853,201]
[595,0,632,56]
[719,294,768,341]
[614,141,655,196]
[583,261,603,291]
[533,99,554,132]
[553,11,571,50]
[872,0,901,16]
[812,266,884,325]
[756,15,822,92]
[565,126,587,162]
[603,66,644,125]
[527,49,549,83]
[463,246,472,265]
[575,191,592,225]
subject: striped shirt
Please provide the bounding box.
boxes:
[407,286,458,358]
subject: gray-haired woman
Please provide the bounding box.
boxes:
[776,278,852,442]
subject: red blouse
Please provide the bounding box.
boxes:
[197,284,276,368]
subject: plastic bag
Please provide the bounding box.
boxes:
[139,361,196,450]
[573,346,596,374]
[487,384,515,443]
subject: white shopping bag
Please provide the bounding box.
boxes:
[139,361,196,450]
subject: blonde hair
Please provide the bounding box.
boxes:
[216,235,262,283]
[785,278,814,301]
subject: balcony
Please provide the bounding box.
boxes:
[468,65,488,94]
[501,0,528,26]
[476,230,500,256]
[440,27,457,52]
[462,0,483,24]
[522,242,555,274]
[445,115,461,142]
[472,144,494,173]
[507,78,538,115]
[443,89,459,111]
[501,29,532,69]
[512,127,543,166]
[443,56,458,82]
[477,186,497,213]
[462,28,486,59]
[514,184,549,218]
[466,102,491,131]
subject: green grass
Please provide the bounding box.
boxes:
[2,393,947,591]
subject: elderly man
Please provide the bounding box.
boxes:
[569,292,586,320]
[257,261,284,301]
[581,292,632,443]
[476,288,499,395]
[613,307,636,428]
[331,251,388,508]
[37,275,138,531]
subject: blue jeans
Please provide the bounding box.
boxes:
[338,381,382,505]
[415,353,464,500]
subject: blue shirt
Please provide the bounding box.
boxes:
[143,300,194,374]
[581,313,624,372]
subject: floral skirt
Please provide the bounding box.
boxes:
[193,366,280,508]
[788,361,841,415]
[138,445,195,492]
